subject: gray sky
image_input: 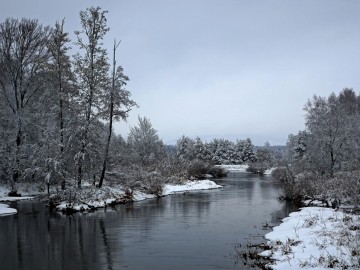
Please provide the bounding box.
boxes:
[2,0,360,145]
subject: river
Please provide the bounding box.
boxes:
[0,173,296,270]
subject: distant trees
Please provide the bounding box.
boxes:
[247,142,274,174]
[175,136,256,165]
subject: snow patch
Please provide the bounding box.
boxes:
[56,180,222,212]
[217,164,249,172]
[261,207,360,270]
[0,196,34,202]
[263,167,275,175]
[163,179,222,195]
[0,203,17,216]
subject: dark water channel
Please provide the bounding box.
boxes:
[0,173,297,270]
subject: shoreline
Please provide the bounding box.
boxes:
[259,206,359,270]
[0,179,223,216]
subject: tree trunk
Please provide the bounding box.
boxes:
[12,117,22,188]
[98,40,118,188]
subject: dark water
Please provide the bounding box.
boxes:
[0,173,296,270]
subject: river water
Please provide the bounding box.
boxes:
[0,173,296,270]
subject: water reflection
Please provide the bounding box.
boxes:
[0,174,296,270]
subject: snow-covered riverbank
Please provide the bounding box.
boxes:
[57,180,222,213]
[0,180,222,215]
[0,185,37,216]
[0,203,17,216]
[260,207,360,270]
[217,164,274,175]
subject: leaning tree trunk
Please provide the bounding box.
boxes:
[98,41,119,188]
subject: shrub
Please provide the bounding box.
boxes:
[186,159,213,179]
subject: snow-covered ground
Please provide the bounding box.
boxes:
[57,180,223,212]
[0,196,35,202]
[260,207,360,270]
[217,164,249,172]
[0,185,36,217]
[0,183,43,198]
[0,203,17,216]
[217,164,275,175]
[263,167,275,175]
[163,179,222,195]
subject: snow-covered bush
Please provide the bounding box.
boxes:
[186,159,213,179]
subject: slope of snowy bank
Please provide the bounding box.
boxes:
[261,207,360,270]
[217,164,275,175]
[217,164,249,172]
[0,203,17,216]
[57,180,223,212]
[163,179,222,195]
[0,185,37,217]
[0,196,35,202]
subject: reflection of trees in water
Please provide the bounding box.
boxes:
[116,198,167,235]
[0,179,299,270]
[168,192,211,221]
[0,201,123,270]
[258,176,280,200]
[99,219,113,270]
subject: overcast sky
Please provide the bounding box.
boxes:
[2,0,360,145]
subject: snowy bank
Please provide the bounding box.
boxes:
[57,180,223,213]
[260,207,360,270]
[163,179,222,195]
[0,196,34,202]
[217,164,276,175]
[0,186,35,203]
[263,167,275,175]
[217,164,249,173]
[0,203,17,216]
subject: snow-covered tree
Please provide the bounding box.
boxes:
[0,18,51,190]
[128,116,166,165]
[98,40,137,188]
[73,6,110,187]
[210,139,234,165]
[176,136,195,160]
[193,137,212,161]
[47,19,76,189]
[242,138,256,163]
[303,91,359,175]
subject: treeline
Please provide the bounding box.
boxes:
[273,88,360,207]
